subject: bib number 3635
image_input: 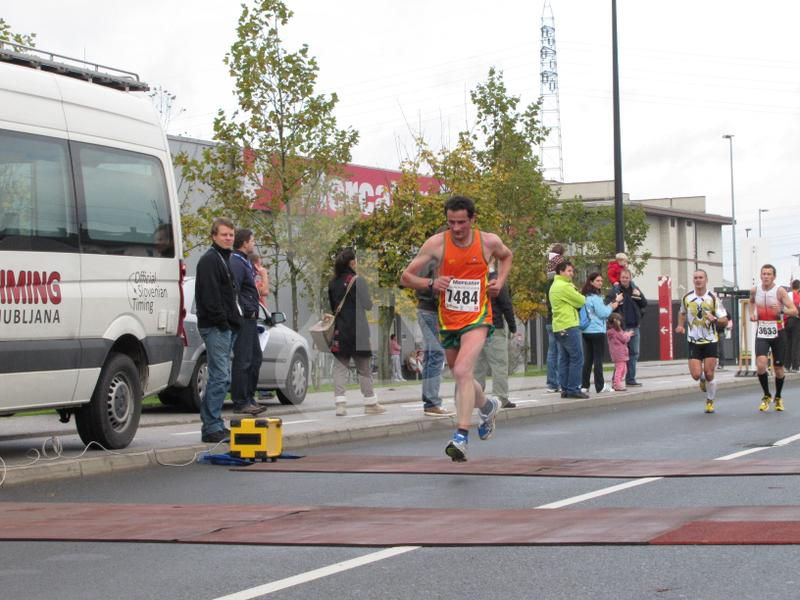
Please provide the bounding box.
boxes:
[757,321,778,339]
[445,279,481,312]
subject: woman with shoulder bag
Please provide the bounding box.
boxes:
[328,248,385,417]
[581,272,623,393]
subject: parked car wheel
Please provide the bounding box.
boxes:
[157,388,183,407]
[75,352,142,449]
[276,351,308,405]
[178,353,207,412]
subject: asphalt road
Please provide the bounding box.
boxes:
[2,384,800,600]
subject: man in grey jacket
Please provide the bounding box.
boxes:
[475,271,520,408]
[415,259,452,416]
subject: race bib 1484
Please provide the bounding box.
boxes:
[444,278,481,312]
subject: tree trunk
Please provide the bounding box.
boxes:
[288,257,299,331]
[377,292,395,383]
[270,245,280,312]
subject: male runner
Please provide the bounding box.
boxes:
[675,270,728,413]
[400,196,513,461]
[750,264,798,412]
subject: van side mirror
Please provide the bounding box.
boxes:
[270,311,286,325]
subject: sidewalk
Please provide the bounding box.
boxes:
[0,361,765,486]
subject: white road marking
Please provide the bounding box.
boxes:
[212,429,800,597]
[535,477,663,509]
[211,546,419,600]
[401,403,456,411]
[171,419,317,437]
[774,432,800,446]
[537,431,800,509]
[715,447,767,461]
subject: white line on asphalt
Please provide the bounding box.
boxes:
[536,430,800,509]
[715,447,767,461]
[535,477,664,510]
[400,403,457,411]
[172,419,319,435]
[211,546,419,600]
[774,432,800,446]
[171,419,318,437]
[212,428,800,597]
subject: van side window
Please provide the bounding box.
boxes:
[0,130,78,252]
[75,144,175,257]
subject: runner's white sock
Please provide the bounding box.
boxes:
[707,378,717,400]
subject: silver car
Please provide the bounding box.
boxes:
[159,278,309,411]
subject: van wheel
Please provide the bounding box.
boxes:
[75,353,142,450]
[276,352,308,405]
[178,353,207,413]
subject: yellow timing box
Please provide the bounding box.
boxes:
[229,417,283,461]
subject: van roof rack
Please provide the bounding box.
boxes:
[0,41,149,92]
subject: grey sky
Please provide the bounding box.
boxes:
[5,1,799,280]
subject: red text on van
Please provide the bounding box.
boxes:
[0,270,62,305]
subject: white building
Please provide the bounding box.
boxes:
[551,180,733,300]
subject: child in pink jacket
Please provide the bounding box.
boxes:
[606,313,633,391]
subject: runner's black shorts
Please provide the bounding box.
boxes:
[688,342,718,361]
[755,330,787,366]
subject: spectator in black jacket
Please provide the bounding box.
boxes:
[328,248,385,417]
[195,217,241,443]
[229,228,266,416]
[475,270,520,408]
[605,268,647,386]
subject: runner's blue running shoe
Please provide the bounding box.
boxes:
[445,432,468,462]
[478,396,499,440]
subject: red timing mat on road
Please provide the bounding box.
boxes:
[3,502,800,546]
[230,454,800,478]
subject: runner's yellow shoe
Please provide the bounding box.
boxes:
[774,397,784,412]
[705,399,714,414]
[699,377,706,393]
[759,395,772,412]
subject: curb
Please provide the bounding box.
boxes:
[0,376,762,487]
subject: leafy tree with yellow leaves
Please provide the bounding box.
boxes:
[175,0,358,330]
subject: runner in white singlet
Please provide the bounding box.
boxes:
[750,264,798,412]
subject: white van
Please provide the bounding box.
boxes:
[0,44,186,448]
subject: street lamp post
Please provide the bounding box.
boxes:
[612,0,624,253]
[758,208,769,238]
[722,134,737,288]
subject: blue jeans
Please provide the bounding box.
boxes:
[554,326,583,395]
[546,323,560,389]
[418,309,444,409]
[626,327,640,384]
[199,326,236,436]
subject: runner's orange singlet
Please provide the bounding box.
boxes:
[437,229,492,331]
